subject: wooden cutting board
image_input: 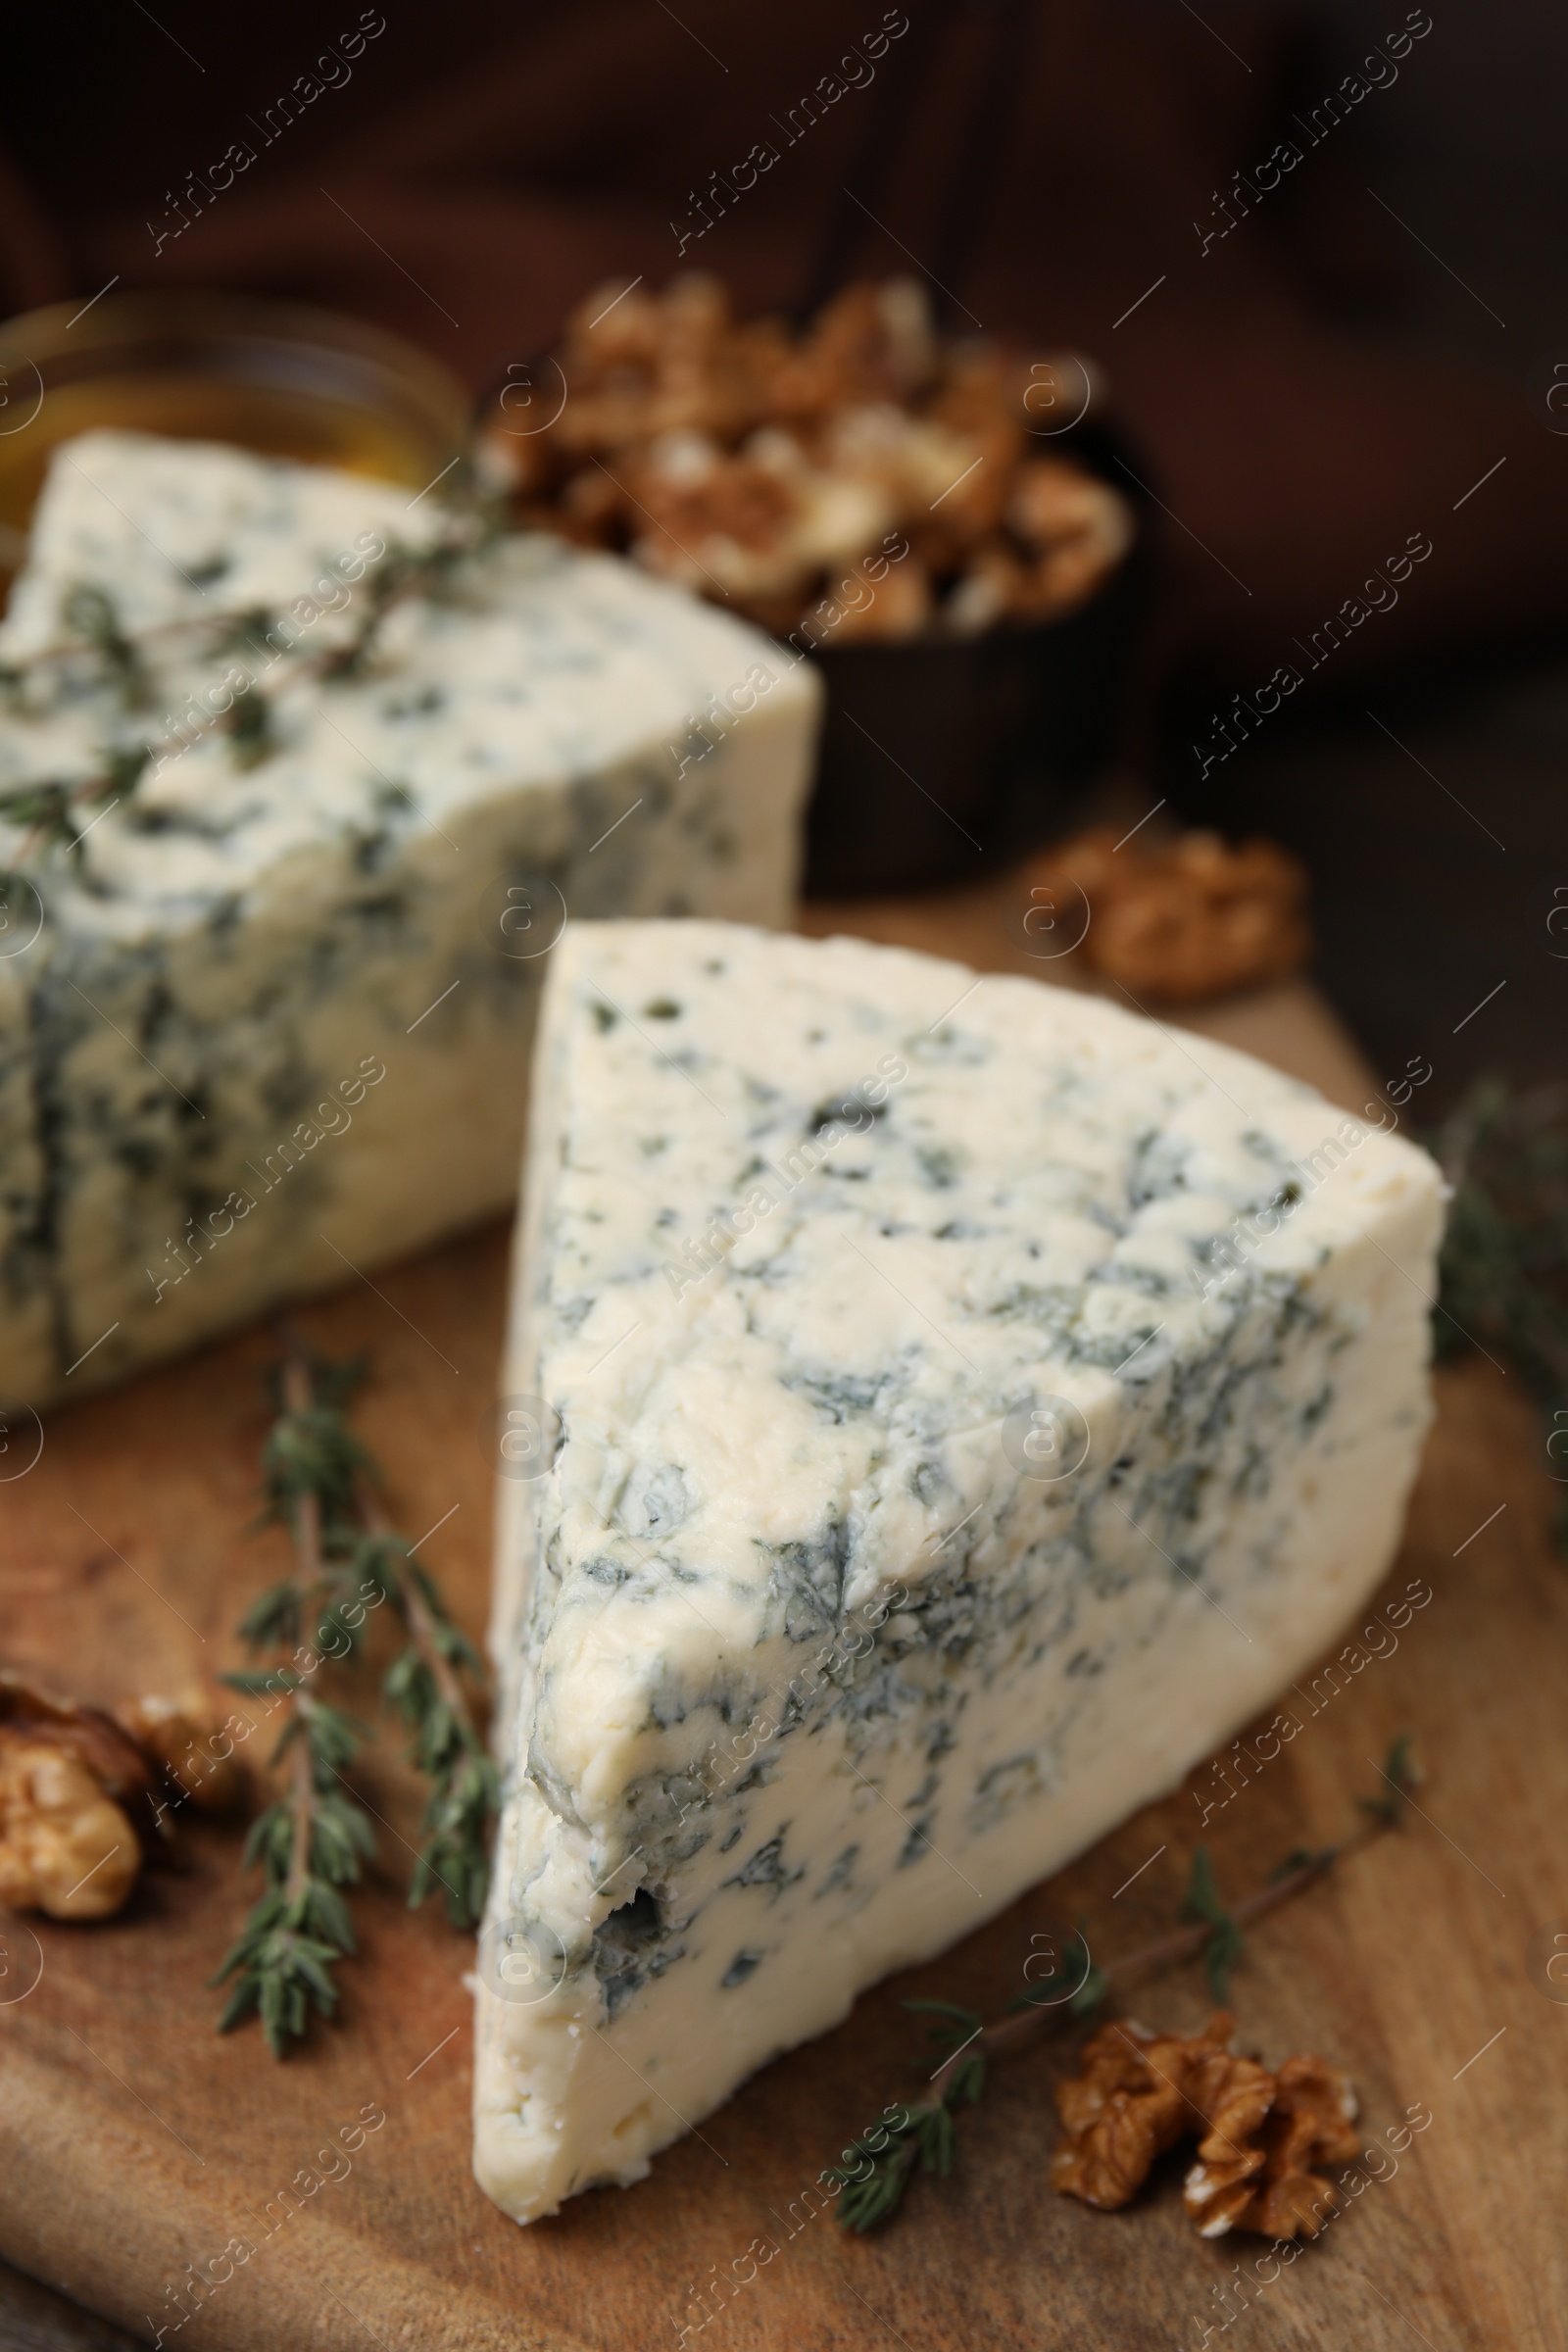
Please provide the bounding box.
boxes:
[2,888,1561,2352]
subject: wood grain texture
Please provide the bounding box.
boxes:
[0,892,1559,2352]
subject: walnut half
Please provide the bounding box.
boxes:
[0,1734,142,1920]
[1052,2011,1360,2241]
[1025,825,1312,1003]
[0,1673,246,1920]
[118,1695,242,1815]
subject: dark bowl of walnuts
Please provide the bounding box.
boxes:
[483,276,1146,897]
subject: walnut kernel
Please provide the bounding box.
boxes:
[0,1734,142,1920]
[1053,2011,1359,2242]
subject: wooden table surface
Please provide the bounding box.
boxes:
[2,882,1561,2352]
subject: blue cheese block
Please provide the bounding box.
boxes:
[474,918,1443,2222]
[0,432,818,1404]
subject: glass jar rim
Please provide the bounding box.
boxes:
[0,288,469,459]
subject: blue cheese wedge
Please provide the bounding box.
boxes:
[473,918,1443,2223]
[0,432,817,1404]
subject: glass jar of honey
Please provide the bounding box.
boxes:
[0,290,469,587]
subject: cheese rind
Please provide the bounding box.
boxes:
[474,919,1442,2223]
[0,433,817,1403]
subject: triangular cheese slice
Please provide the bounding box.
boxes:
[474,920,1441,2221]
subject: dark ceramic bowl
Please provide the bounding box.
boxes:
[802,422,1150,898]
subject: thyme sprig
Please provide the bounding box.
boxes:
[825,1739,1417,2232]
[213,1354,376,2054]
[360,1495,501,1929]
[215,1343,497,2052]
[0,470,506,870]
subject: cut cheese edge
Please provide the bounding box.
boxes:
[474,919,1442,2223]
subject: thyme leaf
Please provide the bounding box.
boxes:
[1180,1844,1245,2003]
[225,687,276,769]
[1356,1732,1419,1828]
[1006,1923,1108,2018]
[62,583,149,709]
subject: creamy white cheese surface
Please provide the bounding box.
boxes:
[0,434,818,1402]
[475,919,1443,2224]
